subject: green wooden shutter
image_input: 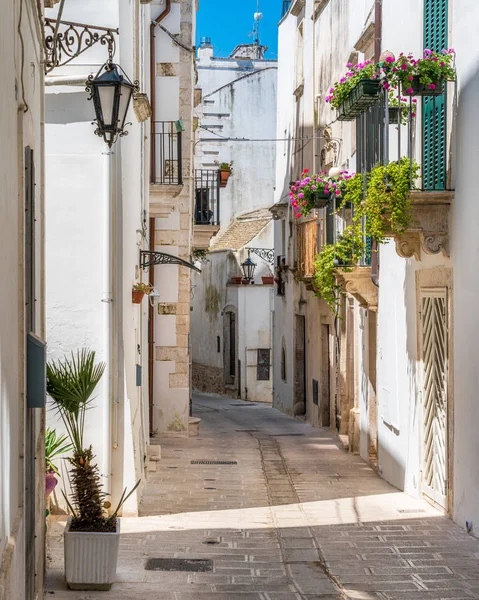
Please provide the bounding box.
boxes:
[423,0,448,190]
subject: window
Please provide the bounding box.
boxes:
[257,349,271,381]
[281,345,287,382]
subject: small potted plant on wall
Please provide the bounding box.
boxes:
[47,349,139,590]
[132,282,152,304]
[217,161,233,188]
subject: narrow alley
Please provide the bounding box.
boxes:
[46,394,479,600]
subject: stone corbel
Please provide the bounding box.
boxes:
[269,201,288,221]
[337,267,378,311]
[388,191,453,260]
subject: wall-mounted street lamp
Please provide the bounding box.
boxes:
[241,250,257,283]
[86,53,139,147]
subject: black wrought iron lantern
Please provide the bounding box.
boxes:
[241,251,257,283]
[86,61,139,147]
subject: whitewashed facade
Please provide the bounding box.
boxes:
[0,2,47,598]
[190,40,277,402]
[273,0,479,532]
[45,0,152,514]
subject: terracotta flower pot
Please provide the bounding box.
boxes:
[262,276,275,285]
[219,169,231,188]
[231,276,243,285]
[132,290,145,304]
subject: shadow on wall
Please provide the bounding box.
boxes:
[46,91,94,124]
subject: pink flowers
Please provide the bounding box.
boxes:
[406,87,414,95]
[428,83,436,90]
[385,56,395,63]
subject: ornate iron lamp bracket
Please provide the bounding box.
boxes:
[249,248,275,265]
[140,251,202,274]
[44,18,119,73]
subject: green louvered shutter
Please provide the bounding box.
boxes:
[423,0,448,190]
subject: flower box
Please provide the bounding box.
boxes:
[261,276,275,285]
[312,190,331,208]
[231,276,243,285]
[132,290,145,304]
[408,76,444,97]
[337,79,381,121]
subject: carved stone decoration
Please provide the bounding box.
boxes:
[387,191,453,260]
[394,232,421,261]
[336,267,378,311]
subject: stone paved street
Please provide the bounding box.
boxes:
[45,394,479,600]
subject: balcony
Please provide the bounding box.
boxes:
[193,169,221,249]
[151,121,182,185]
[354,88,453,259]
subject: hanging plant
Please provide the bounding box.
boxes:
[312,224,364,315]
[289,169,356,218]
[353,158,420,244]
[386,49,455,95]
[325,61,377,109]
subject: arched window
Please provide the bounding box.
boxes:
[281,343,287,382]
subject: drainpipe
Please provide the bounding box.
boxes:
[371,0,382,288]
[148,217,155,436]
[150,0,171,183]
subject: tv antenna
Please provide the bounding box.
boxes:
[252,0,263,46]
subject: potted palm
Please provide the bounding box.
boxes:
[218,161,233,188]
[132,282,152,304]
[47,349,139,590]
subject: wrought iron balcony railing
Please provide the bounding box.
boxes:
[328,84,452,265]
[194,169,220,226]
[151,121,182,185]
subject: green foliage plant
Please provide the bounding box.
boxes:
[45,428,73,474]
[215,160,233,172]
[47,349,139,532]
[354,158,420,243]
[133,282,152,294]
[311,160,418,313]
[313,224,364,315]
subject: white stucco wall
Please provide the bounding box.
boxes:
[191,222,274,402]
[45,0,150,514]
[0,1,45,597]
[196,50,277,229]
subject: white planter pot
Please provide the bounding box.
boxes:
[189,417,201,437]
[64,516,120,590]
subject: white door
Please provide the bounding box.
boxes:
[420,289,448,510]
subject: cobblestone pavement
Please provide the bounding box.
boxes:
[46,393,479,600]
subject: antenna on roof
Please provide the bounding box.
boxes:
[252,0,263,47]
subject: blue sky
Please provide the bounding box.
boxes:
[196,0,280,60]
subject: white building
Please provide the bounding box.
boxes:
[0,2,47,598]
[190,40,277,402]
[272,0,479,533]
[44,0,152,514]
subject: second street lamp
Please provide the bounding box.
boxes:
[241,250,257,283]
[86,59,139,147]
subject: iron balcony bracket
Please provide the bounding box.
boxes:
[140,250,201,273]
[249,248,275,264]
[44,18,119,73]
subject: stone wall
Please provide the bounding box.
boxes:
[192,363,238,398]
